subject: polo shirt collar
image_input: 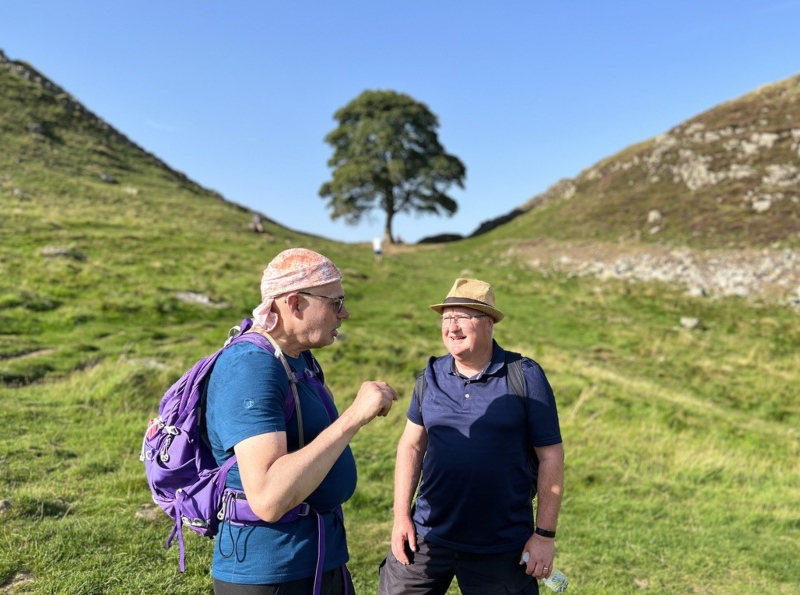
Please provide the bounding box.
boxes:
[447,340,506,380]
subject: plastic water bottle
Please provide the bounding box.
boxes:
[542,568,569,593]
[522,553,569,592]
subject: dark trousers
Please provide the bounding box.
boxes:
[214,565,354,595]
[377,536,538,595]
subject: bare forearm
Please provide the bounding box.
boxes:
[534,444,564,531]
[394,445,424,518]
[393,423,427,519]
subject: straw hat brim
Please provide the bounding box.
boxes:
[430,299,504,322]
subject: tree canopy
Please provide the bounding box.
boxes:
[319,90,466,244]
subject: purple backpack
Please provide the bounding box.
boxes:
[140,318,331,572]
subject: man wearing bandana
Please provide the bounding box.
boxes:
[205,248,398,594]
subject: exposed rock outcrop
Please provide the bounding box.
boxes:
[507,241,800,309]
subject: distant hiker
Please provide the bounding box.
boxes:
[372,235,383,262]
[250,213,265,233]
[206,247,398,594]
[378,278,565,595]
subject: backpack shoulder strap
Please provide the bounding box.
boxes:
[300,350,339,423]
[176,322,262,429]
[414,371,426,414]
[504,350,540,497]
[216,320,305,445]
[504,350,526,398]
[414,356,437,413]
[303,349,325,384]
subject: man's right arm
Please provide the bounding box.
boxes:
[391,420,428,564]
[237,380,397,522]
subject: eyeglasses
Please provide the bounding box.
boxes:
[297,291,346,314]
[440,314,488,326]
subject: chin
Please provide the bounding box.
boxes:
[313,336,336,350]
[446,340,471,354]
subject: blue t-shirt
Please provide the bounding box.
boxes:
[407,341,561,553]
[205,340,357,584]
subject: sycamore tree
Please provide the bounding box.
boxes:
[319,90,466,244]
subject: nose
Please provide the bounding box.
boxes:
[339,304,350,319]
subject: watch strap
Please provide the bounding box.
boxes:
[534,526,556,538]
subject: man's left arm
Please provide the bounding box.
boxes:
[520,442,564,578]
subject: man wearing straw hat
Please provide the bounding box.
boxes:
[205,247,398,595]
[378,278,564,595]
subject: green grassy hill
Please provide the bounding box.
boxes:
[1,52,798,594]
[0,48,315,386]
[477,73,800,250]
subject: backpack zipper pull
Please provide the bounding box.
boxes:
[139,416,164,461]
[159,425,179,462]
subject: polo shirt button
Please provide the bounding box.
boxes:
[465,393,470,399]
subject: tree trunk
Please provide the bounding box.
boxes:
[384,215,394,245]
[383,187,395,244]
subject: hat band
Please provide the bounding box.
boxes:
[443,296,491,308]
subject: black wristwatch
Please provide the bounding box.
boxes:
[534,526,556,538]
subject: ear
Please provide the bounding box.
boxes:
[284,293,303,316]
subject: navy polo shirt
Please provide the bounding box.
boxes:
[407,341,561,553]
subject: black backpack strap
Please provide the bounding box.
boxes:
[504,351,540,498]
[414,372,425,414]
[414,356,437,413]
[504,351,526,398]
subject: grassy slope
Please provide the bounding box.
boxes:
[489,73,800,250]
[1,61,799,594]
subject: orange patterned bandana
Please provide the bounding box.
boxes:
[252,248,342,330]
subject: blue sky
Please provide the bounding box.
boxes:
[2,1,799,244]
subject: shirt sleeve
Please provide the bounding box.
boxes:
[406,382,424,426]
[207,344,289,453]
[523,360,562,447]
